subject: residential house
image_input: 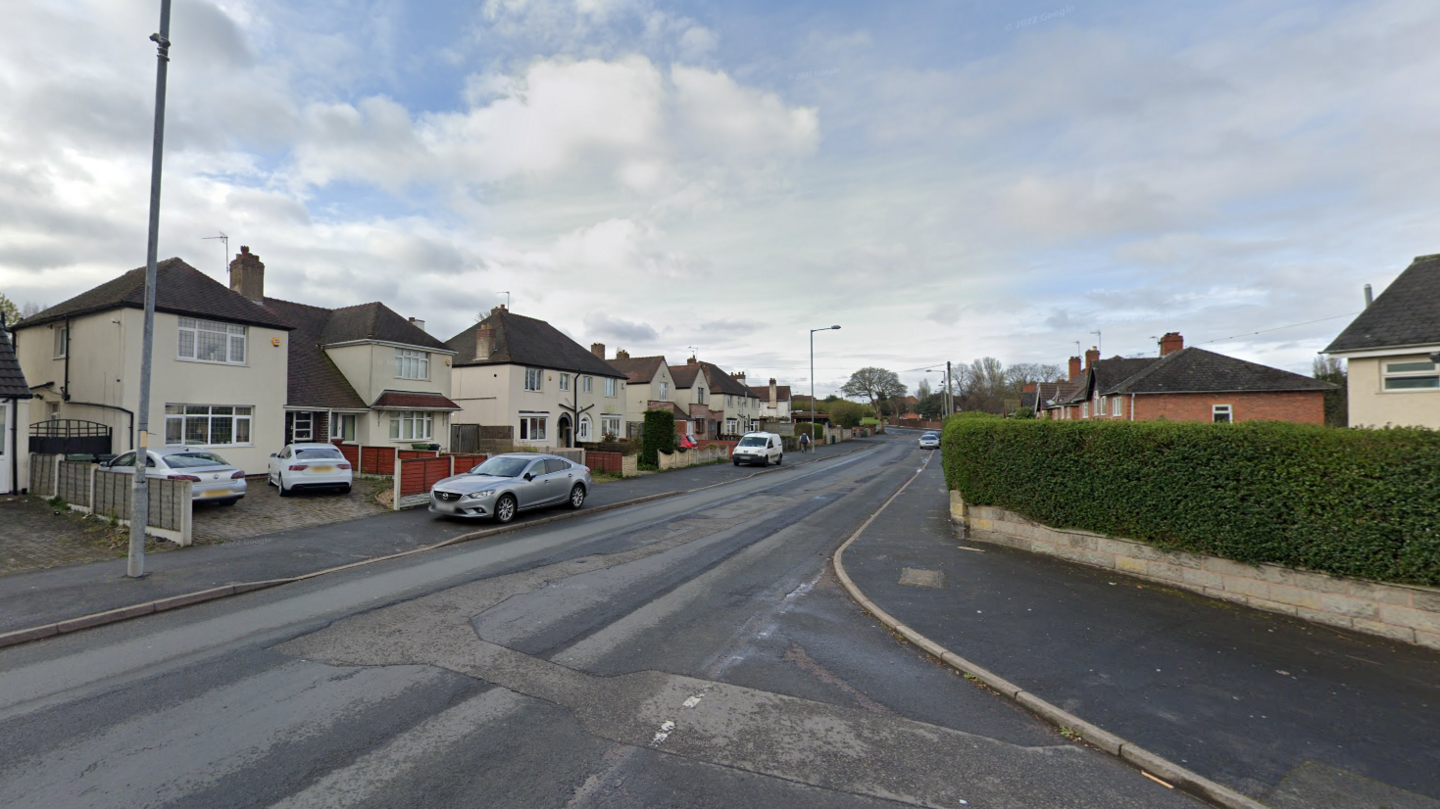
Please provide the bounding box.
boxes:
[1,318,33,494]
[445,306,628,448]
[14,257,294,474]
[669,358,761,438]
[607,350,691,438]
[749,378,793,421]
[1041,334,1333,423]
[1324,254,1440,428]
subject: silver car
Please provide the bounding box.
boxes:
[918,432,941,450]
[429,453,591,523]
[104,447,249,505]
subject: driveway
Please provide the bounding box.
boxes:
[0,495,126,576]
[191,476,388,543]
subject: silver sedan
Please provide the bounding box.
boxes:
[918,432,941,449]
[104,447,249,505]
[429,453,591,523]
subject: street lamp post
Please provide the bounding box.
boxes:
[810,325,840,446]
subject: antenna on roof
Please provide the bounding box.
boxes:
[1090,330,1102,355]
[687,346,699,361]
[202,232,228,278]
[496,291,510,310]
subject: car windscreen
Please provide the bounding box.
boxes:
[737,436,767,447]
[164,452,230,468]
[295,448,344,460]
[470,456,531,477]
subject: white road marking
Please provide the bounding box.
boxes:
[683,695,702,708]
[650,720,677,746]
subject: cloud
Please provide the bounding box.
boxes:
[584,312,659,343]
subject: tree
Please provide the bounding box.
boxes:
[916,378,932,400]
[840,368,906,431]
[1312,356,1348,428]
[827,399,869,428]
[0,293,18,329]
[916,392,946,419]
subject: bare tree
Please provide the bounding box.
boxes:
[1312,356,1348,428]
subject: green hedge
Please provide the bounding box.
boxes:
[640,410,676,465]
[943,419,1440,586]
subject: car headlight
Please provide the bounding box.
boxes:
[463,490,495,500]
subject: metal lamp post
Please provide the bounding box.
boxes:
[810,325,840,445]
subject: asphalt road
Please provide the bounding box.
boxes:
[0,434,1199,809]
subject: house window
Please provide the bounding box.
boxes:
[48,402,60,420]
[559,373,570,391]
[1111,397,1122,417]
[582,376,593,393]
[178,317,246,364]
[601,415,621,439]
[292,412,313,441]
[1382,359,1440,390]
[697,387,705,404]
[725,418,737,434]
[659,381,668,401]
[1213,404,1233,423]
[53,325,68,358]
[525,367,543,391]
[330,414,357,441]
[389,410,433,440]
[1099,396,1107,416]
[395,349,429,380]
[605,378,616,397]
[519,415,547,441]
[578,415,592,442]
[165,404,253,446]
[1082,402,1089,419]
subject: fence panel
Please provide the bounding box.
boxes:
[395,456,456,509]
[398,449,440,460]
[58,461,94,509]
[361,446,397,475]
[29,453,60,498]
[91,470,192,545]
[551,448,586,465]
[451,424,479,454]
[444,453,487,472]
[337,444,360,468]
[587,451,622,474]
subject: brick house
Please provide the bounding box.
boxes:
[669,358,761,439]
[1324,253,1440,428]
[606,350,688,437]
[1041,333,1333,424]
[748,378,793,421]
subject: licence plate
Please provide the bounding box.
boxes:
[310,466,334,473]
[201,488,227,498]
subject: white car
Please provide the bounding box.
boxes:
[104,448,248,505]
[732,432,784,466]
[267,443,353,497]
[918,432,941,450]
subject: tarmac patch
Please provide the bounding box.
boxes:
[898,567,945,588]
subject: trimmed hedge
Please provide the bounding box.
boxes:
[640,410,676,465]
[943,418,1440,587]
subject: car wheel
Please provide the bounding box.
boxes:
[494,493,517,523]
[219,498,238,507]
[278,480,291,497]
[732,459,740,466]
[568,484,586,509]
[776,454,783,466]
[341,484,352,495]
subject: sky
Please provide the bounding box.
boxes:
[3,0,1438,397]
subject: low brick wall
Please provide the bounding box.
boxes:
[622,455,638,477]
[951,491,1440,650]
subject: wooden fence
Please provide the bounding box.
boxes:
[392,453,487,510]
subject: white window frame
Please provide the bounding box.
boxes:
[1382,358,1440,391]
[1111,396,1122,417]
[1082,402,1089,419]
[559,373,570,391]
[1212,404,1233,423]
[725,418,737,434]
[659,381,668,401]
[395,349,429,380]
[292,411,313,441]
[519,415,547,441]
[178,317,247,365]
[582,376,593,393]
[330,413,357,441]
[605,378,616,397]
[578,415,592,442]
[525,367,543,392]
[388,410,434,441]
[165,404,254,446]
[1099,395,1107,416]
[53,325,68,359]
[601,415,621,439]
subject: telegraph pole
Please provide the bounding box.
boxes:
[129,0,173,578]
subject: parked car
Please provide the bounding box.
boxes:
[103,448,247,505]
[677,434,698,450]
[733,431,783,466]
[268,443,353,496]
[918,432,940,450]
[429,453,591,523]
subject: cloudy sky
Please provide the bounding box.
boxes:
[3,0,1437,395]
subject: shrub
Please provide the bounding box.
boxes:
[640,410,676,465]
[943,418,1440,586]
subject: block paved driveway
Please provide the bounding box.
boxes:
[0,495,126,576]
[191,476,388,543]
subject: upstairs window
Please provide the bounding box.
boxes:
[179,317,246,364]
[605,378,616,397]
[582,376,593,393]
[1383,359,1439,390]
[559,373,570,391]
[659,381,668,401]
[525,367,543,391]
[396,349,429,380]
[697,387,705,404]
[53,325,68,359]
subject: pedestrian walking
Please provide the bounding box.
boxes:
[799,431,811,454]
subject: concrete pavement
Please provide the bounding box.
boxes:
[839,442,1440,808]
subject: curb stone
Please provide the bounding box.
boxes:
[0,444,871,651]
[830,457,1269,809]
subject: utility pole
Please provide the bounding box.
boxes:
[809,326,840,440]
[945,360,954,417]
[129,0,173,579]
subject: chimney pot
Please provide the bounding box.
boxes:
[591,342,605,359]
[616,348,630,360]
[1084,347,1100,369]
[1159,332,1184,356]
[408,317,426,332]
[228,247,266,302]
[1068,356,1082,381]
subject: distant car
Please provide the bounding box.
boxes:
[267,443,353,496]
[677,434,698,450]
[429,452,591,523]
[918,432,941,450]
[104,448,248,505]
[733,431,783,466]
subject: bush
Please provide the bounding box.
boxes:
[640,410,676,465]
[943,418,1440,586]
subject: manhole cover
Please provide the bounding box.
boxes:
[899,567,944,588]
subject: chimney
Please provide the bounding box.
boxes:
[732,371,746,383]
[1364,284,1373,308]
[408,317,426,332]
[1159,332,1184,356]
[1084,347,1100,370]
[591,342,605,359]
[1068,356,1082,380]
[228,246,265,302]
[769,378,777,407]
[616,348,630,360]
[687,355,696,365]
[491,304,506,316]
[474,324,495,360]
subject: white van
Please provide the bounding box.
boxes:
[733,432,784,467]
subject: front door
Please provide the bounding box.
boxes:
[557,415,572,448]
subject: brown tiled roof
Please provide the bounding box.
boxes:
[445,309,625,378]
[669,364,702,388]
[259,298,368,410]
[371,390,461,410]
[1326,254,1440,352]
[670,361,758,398]
[1106,347,1335,394]
[18,258,293,331]
[320,302,449,350]
[646,400,690,418]
[748,384,792,402]
[0,325,31,399]
[610,355,666,383]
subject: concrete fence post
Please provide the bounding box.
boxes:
[392,459,402,511]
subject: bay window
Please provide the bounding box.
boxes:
[389,411,433,440]
[165,404,253,446]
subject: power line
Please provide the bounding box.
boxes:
[1195,311,1361,346]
